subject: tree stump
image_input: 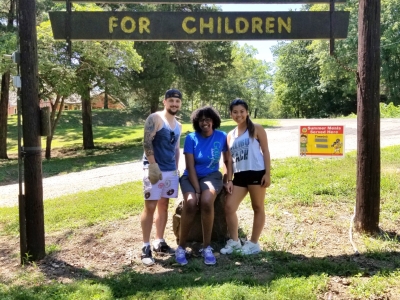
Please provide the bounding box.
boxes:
[173,190,228,244]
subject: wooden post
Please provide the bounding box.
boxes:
[18,0,46,261]
[355,0,381,234]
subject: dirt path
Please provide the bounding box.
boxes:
[1,118,399,207]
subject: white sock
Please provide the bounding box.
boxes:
[153,239,164,246]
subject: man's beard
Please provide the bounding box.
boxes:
[167,108,178,115]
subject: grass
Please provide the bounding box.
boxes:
[0,111,399,299]
[0,145,399,298]
[0,181,143,235]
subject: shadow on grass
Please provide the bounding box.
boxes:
[3,248,400,299]
[1,226,399,298]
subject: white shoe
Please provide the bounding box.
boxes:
[220,239,242,254]
[240,241,261,255]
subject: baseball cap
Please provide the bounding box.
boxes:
[165,89,182,99]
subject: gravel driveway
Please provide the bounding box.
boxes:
[1,118,399,207]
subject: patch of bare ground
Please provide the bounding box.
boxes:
[1,201,399,299]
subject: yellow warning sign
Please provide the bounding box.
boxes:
[299,125,345,158]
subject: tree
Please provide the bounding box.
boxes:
[36,4,142,154]
[123,4,233,114]
[0,0,17,159]
[37,20,76,158]
[271,1,400,117]
[355,0,381,234]
[272,40,322,118]
[129,41,176,113]
[232,44,272,118]
[380,0,400,105]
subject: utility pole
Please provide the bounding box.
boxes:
[355,0,381,233]
[18,0,45,260]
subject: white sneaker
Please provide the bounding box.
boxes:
[220,239,242,255]
[240,241,261,255]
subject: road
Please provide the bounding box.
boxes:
[1,118,399,207]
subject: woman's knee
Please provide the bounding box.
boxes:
[200,198,214,214]
[224,202,237,215]
[183,201,198,215]
[252,203,265,215]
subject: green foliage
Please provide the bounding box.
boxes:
[0,29,17,74]
[271,0,400,117]
[128,41,176,113]
[381,0,400,105]
[272,37,357,118]
[220,43,273,119]
[380,102,400,118]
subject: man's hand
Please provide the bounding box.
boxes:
[148,163,162,184]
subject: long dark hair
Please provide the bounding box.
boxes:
[229,99,255,138]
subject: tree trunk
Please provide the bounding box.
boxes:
[8,0,16,29]
[355,0,381,234]
[104,87,109,109]
[45,95,65,159]
[0,0,17,160]
[150,97,159,113]
[0,71,10,159]
[19,0,45,261]
[82,86,94,149]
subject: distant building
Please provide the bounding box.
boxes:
[91,92,126,110]
[7,91,125,115]
[8,91,17,115]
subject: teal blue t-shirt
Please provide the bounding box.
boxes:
[183,130,227,177]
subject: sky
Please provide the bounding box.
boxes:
[219,4,302,63]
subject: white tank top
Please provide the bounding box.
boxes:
[229,129,265,173]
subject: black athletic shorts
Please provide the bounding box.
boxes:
[232,170,266,187]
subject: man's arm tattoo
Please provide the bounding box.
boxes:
[144,115,157,157]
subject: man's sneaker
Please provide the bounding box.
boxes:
[141,245,155,266]
[200,246,216,265]
[153,241,175,256]
[240,241,261,255]
[220,239,242,255]
[175,246,188,265]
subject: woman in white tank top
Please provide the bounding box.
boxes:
[221,99,271,255]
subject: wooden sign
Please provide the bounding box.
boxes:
[49,11,349,41]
